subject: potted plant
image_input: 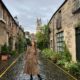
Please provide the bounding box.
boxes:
[1,44,9,61]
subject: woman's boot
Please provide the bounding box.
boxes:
[30,74,33,80]
[37,74,42,80]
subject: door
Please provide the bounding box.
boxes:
[76,27,80,61]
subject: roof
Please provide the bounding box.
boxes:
[0,0,19,26]
[1,0,25,33]
[48,0,67,25]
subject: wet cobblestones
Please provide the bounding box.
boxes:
[41,58,75,80]
[0,56,23,80]
[0,57,16,75]
[0,54,77,80]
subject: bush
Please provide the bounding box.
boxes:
[1,44,9,55]
[62,43,71,62]
[57,59,66,67]
[42,48,61,63]
[42,48,53,58]
[17,36,25,54]
[26,38,31,46]
[68,62,80,76]
[10,50,17,57]
[51,53,61,63]
[36,30,49,50]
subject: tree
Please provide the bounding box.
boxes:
[26,38,31,46]
[43,25,49,48]
[36,24,49,50]
[17,36,26,53]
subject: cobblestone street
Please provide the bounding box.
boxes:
[0,54,77,80]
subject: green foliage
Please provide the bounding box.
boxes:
[67,62,80,76]
[43,25,50,47]
[17,36,25,54]
[57,59,66,66]
[42,48,61,63]
[36,32,45,50]
[57,42,72,68]
[36,24,49,50]
[26,38,31,46]
[10,50,17,57]
[36,32,44,43]
[42,48,54,58]
[64,45,71,61]
[60,42,71,62]
[1,44,9,55]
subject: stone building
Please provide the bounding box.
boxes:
[25,31,30,39]
[0,0,25,51]
[49,0,80,62]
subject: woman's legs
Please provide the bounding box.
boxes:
[30,74,42,80]
[30,74,33,80]
[37,74,42,80]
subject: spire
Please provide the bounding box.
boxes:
[37,18,42,27]
[36,18,42,33]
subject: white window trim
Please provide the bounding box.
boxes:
[0,9,6,23]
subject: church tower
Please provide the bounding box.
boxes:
[36,18,42,33]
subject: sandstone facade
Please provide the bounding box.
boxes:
[0,0,25,51]
[49,0,80,62]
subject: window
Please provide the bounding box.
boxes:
[56,11,62,30]
[0,9,3,19]
[56,31,64,52]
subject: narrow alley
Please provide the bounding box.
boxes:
[0,53,76,80]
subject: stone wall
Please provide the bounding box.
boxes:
[49,0,80,62]
[0,1,25,51]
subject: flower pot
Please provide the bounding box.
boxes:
[1,55,9,61]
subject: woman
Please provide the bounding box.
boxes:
[24,40,42,80]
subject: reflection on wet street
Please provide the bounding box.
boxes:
[0,54,76,80]
[0,54,45,80]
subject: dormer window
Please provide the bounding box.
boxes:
[56,10,62,30]
[72,0,80,13]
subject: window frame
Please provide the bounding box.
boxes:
[0,9,3,19]
[56,31,64,52]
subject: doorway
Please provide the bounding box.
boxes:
[76,27,80,61]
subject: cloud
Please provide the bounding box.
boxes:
[3,0,64,33]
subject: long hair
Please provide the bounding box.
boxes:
[32,40,37,55]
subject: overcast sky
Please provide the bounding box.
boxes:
[3,0,64,33]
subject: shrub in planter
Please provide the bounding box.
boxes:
[1,44,9,60]
[10,50,17,57]
[1,44,9,55]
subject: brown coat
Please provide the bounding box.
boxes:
[24,46,39,75]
